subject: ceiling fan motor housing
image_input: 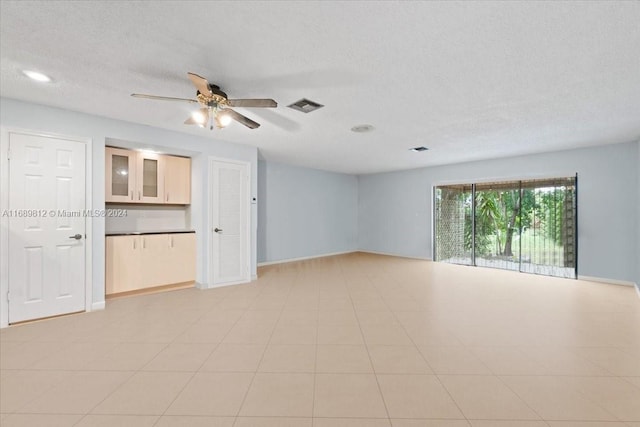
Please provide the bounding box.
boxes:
[197,84,229,107]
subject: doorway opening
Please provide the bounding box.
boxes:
[434,176,577,279]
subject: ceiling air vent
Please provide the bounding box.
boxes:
[288,98,324,113]
[410,146,429,152]
[351,124,374,133]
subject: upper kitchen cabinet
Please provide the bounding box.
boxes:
[164,155,191,204]
[136,151,165,203]
[105,147,191,205]
[106,147,137,203]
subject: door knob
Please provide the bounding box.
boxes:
[214,228,223,233]
[69,234,83,240]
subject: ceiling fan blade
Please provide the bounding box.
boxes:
[224,109,260,129]
[227,99,277,108]
[184,108,209,125]
[187,72,212,96]
[131,93,198,103]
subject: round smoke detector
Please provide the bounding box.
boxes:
[351,124,374,133]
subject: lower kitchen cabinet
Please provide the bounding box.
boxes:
[106,232,196,296]
[105,235,142,295]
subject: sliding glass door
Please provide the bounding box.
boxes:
[434,184,473,266]
[520,178,577,278]
[473,181,522,272]
[434,176,577,279]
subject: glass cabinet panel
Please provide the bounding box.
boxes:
[142,158,158,197]
[111,154,129,196]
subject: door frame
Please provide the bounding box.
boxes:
[207,156,251,288]
[0,127,93,328]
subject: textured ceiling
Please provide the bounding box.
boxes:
[1,1,639,174]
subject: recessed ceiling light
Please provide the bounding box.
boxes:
[351,124,374,133]
[22,70,52,83]
[410,146,429,152]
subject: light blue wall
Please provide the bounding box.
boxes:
[0,97,259,310]
[258,160,358,263]
[358,141,639,284]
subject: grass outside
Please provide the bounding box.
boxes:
[477,228,566,266]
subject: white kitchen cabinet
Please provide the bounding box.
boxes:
[105,232,196,296]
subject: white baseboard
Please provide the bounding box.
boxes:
[251,274,258,281]
[578,275,637,287]
[579,276,640,298]
[257,250,357,267]
[357,249,433,261]
[90,301,105,311]
[198,278,252,290]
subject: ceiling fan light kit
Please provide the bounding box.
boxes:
[132,72,277,130]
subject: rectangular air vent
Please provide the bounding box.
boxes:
[287,98,324,113]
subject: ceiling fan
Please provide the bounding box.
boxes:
[131,72,277,129]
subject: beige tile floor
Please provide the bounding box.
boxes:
[1,252,639,427]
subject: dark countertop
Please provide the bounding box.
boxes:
[106,230,195,236]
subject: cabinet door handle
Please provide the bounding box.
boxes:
[138,191,141,200]
[166,193,169,202]
[170,236,174,248]
[133,239,136,250]
[142,237,145,249]
[130,190,133,200]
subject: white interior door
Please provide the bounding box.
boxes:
[210,159,249,286]
[8,133,86,323]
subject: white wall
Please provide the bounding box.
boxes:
[0,97,259,314]
[105,205,190,234]
[258,160,358,263]
[359,141,639,285]
[637,140,640,287]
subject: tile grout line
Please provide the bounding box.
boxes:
[375,263,470,425]
[343,258,393,425]
[231,272,298,426]
[460,346,547,423]
[311,272,320,424]
[147,291,249,427]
